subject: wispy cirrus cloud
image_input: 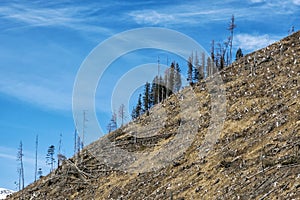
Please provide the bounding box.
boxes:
[128,8,232,26]
[0,2,113,35]
[128,0,300,27]
[0,77,71,111]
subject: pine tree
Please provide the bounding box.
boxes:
[187,54,193,84]
[46,145,55,172]
[235,48,243,60]
[150,76,159,105]
[136,94,143,117]
[37,168,43,179]
[193,66,199,82]
[168,62,175,96]
[131,106,137,120]
[174,63,182,92]
[143,82,151,114]
[216,42,228,70]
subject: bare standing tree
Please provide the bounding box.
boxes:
[107,112,117,133]
[227,14,236,64]
[46,145,55,172]
[17,141,24,190]
[34,135,38,182]
[57,133,66,167]
[74,128,77,156]
[118,104,127,127]
[201,52,205,79]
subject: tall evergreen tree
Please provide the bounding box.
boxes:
[235,48,243,60]
[143,82,151,114]
[136,94,143,117]
[131,106,137,120]
[216,42,228,70]
[168,62,175,96]
[193,66,199,82]
[150,76,159,105]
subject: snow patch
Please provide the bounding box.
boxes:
[0,188,14,199]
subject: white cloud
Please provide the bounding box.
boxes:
[292,0,300,5]
[249,0,265,3]
[234,33,280,51]
[128,0,300,27]
[129,10,175,25]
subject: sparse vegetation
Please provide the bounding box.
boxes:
[8,31,300,200]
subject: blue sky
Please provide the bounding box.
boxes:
[0,0,299,190]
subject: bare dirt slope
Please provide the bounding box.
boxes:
[8,31,300,200]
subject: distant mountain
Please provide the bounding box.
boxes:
[0,188,14,199]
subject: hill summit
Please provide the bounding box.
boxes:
[8,31,300,200]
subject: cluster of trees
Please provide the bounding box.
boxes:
[187,51,210,84]
[130,15,244,120]
[210,15,237,71]
[15,134,66,191]
[131,61,182,119]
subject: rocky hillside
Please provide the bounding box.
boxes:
[8,31,300,200]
